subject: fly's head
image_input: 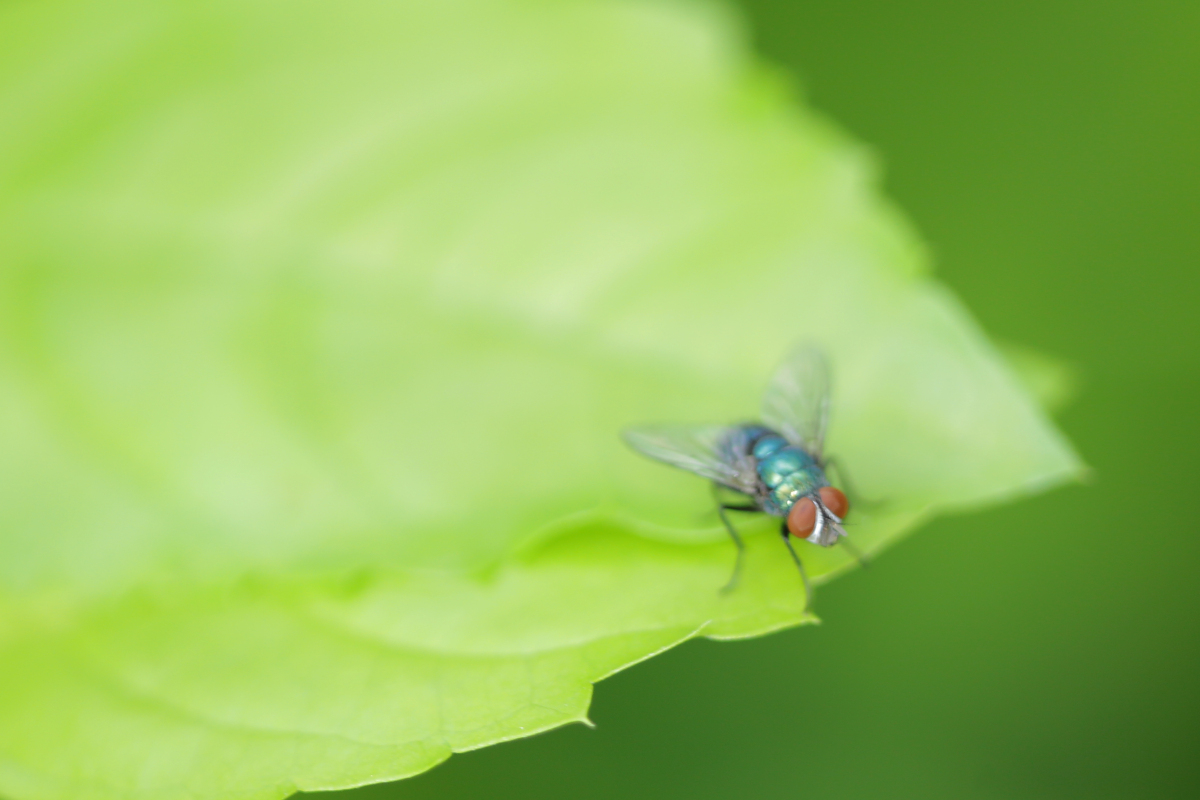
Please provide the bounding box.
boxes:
[786,486,849,546]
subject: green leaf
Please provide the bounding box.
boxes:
[1000,341,1080,414]
[0,1,1082,799]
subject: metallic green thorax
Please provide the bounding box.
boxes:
[742,427,827,516]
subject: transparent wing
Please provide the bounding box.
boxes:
[622,424,757,493]
[761,345,831,458]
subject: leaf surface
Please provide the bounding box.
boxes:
[0,1,1081,798]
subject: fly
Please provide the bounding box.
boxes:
[623,346,857,611]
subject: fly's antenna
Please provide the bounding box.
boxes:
[812,491,869,568]
[810,502,826,544]
[808,494,847,548]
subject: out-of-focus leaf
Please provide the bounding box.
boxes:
[1000,341,1079,413]
[0,1,1082,799]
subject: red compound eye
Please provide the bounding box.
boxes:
[820,486,849,520]
[787,497,816,537]
[787,487,850,538]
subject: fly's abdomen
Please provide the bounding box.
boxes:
[756,444,824,516]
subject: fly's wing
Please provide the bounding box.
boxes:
[622,425,757,494]
[761,345,831,459]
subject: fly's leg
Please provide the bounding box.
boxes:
[822,456,876,569]
[822,455,884,512]
[780,521,813,613]
[713,483,757,594]
[839,534,870,569]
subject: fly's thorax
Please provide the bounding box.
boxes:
[755,444,826,515]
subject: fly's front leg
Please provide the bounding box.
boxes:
[822,455,884,512]
[819,456,874,568]
[713,483,758,594]
[780,521,813,613]
[839,535,870,569]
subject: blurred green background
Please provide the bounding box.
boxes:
[317,1,1200,798]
